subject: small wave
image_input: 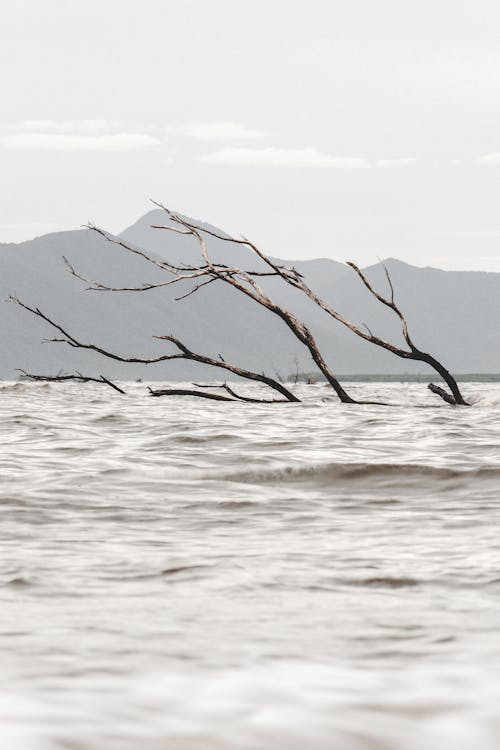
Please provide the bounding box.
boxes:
[4,576,36,588]
[160,564,208,576]
[467,392,500,407]
[101,564,210,582]
[92,413,130,424]
[348,576,420,589]
[0,382,51,393]
[220,461,500,486]
[310,576,421,591]
[0,383,26,393]
[216,499,261,509]
[172,433,237,444]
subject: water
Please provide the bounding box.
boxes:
[1,381,499,750]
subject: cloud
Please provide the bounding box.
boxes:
[200,147,371,168]
[375,157,419,168]
[475,152,500,164]
[0,222,67,230]
[200,148,421,168]
[0,119,266,152]
[430,229,500,239]
[0,131,161,151]
[180,121,266,141]
[0,120,163,151]
[16,119,127,134]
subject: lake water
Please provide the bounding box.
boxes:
[1,381,500,750]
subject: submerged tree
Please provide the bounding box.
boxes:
[11,203,469,406]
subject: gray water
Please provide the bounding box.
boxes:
[1,381,500,750]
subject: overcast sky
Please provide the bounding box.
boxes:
[1,0,499,270]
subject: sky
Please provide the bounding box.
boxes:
[0,0,499,270]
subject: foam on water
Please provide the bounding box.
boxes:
[1,381,500,749]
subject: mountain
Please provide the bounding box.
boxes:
[1,209,499,381]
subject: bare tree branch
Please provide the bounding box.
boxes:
[68,228,291,294]
[147,206,360,404]
[346,262,413,349]
[63,255,213,293]
[10,296,300,402]
[344,264,467,405]
[151,212,466,405]
[85,223,177,271]
[205,382,290,403]
[17,369,126,394]
[14,205,467,408]
[174,277,218,301]
[150,200,304,283]
[428,383,458,406]
[148,387,236,401]
[148,382,290,403]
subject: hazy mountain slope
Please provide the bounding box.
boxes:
[0,225,341,380]
[1,211,499,380]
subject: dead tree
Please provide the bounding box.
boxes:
[10,203,467,406]
[141,205,467,406]
[9,298,300,403]
[57,212,400,406]
[65,219,357,404]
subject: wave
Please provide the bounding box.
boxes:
[3,576,36,588]
[0,382,51,392]
[309,575,422,591]
[221,461,500,486]
[100,564,210,582]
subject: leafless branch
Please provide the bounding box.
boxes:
[17,369,126,394]
[68,229,289,294]
[10,296,300,402]
[174,276,217,301]
[148,382,290,403]
[428,383,458,406]
[148,387,236,401]
[346,262,413,349]
[208,382,289,403]
[85,223,176,271]
[384,265,395,305]
[147,210,467,405]
[14,205,467,408]
[146,206,360,404]
[150,200,303,283]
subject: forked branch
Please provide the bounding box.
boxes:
[17,369,126,394]
[149,206,360,404]
[13,206,467,408]
[148,383,290,403]
[147,211,467,406]
[148,387,236,401]
[10,296,299,403]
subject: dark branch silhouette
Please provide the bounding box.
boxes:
[79,209,364,404]
[17,369,126,394]
[11,202,468,407]
[428,383,458,406]
[9,296,299,403]
[142,206,467,406]
[148,383,291,403]
[148,388,236,402]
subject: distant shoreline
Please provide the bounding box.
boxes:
[8,374,500,384]
[296,373,500,383]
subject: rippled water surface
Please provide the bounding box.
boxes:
[1,381,500,750]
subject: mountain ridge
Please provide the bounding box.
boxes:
[1,210,499,380]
